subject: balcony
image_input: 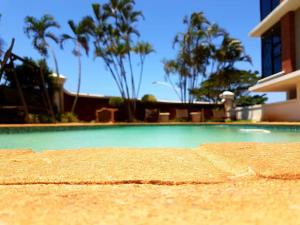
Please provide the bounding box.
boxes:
[249,70,300,92]
[250,0,300,37]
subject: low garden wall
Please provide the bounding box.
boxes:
[235,100,300,122]
[235,105,263,122]
[262,99,300,121]
[63,91,221,122]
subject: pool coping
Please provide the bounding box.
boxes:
[2,121,300,129]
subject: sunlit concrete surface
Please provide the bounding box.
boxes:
[0,143,299,225]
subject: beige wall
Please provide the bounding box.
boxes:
[235,100,300,122]
[260,83,300,121]
[235,105,263,122]
[236,84,300,122]
[262,99,300,121]
[295,8,300,70]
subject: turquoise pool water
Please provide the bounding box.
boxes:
[0,125,300,151]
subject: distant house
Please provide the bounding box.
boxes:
[249,0,300,121]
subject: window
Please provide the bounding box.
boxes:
[260,0,280,20]
[287,88,297,100]
[261,25,282,78]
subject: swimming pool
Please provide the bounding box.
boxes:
[1,124,300,151]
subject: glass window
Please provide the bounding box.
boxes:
[261,0,271,20]
[261,0,280,20]
[261,25,282,78]
[273,55,282,73]
[262,38,272,77]
[271,0,280,9]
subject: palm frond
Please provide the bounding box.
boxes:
[68,20,77,34]
[78,36,89,56]
[24,14,60,58]
[45,32,59,44]
[60,34,74,48]
[92,4,102,21]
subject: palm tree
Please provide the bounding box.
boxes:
[24,15,60,74]
[213,34,252,70]
[85,0,153,121]
[24,14,60,120]
[61,18,91,113]
[163,12,223,104]
[134,42,154,97]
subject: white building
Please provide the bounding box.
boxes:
[249,0,300,121]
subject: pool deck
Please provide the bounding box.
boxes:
[0,143,300,224]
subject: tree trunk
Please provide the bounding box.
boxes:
[125,99,135,122]
[39,62,56,122]
[71,48,81,114]
[50,47,63,114]
[11,63,29,122]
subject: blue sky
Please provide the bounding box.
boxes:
[0,0,284,102]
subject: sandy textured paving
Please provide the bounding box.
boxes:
[1,181,300,225]
[0,148,229,184]
[0,143,299,225]
[200,143,300,179]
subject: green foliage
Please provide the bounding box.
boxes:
[212,34,252,67]
[2,58,53,89]
[109,97,124,107]
[27,114,40,123]
[141,94,157,103]
[61,17,91,56]
[0,58,56,113]
[28,113,66,123]
[24,14,60,121]
[191,69,267,106]
[171,118,189,122]
[24,14,60,57]
[60,112,79,123]
[61,17,92,113]
[163,12,225,103]
[164,12,254,105]
[38,114,56,123]
[85,0,154,120]
[236,95,268,106]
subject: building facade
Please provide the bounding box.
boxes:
[249,0,300,121]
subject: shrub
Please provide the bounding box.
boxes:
[27,114,40,123]
[38,114,56,123]
[109,97,124,107]
[60,112,79,123]
[141,94,157,103]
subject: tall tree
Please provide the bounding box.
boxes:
[24,14,60,120]
[163,12,224,104]
[24,15,61,77]
[85,0,153,121]
[191,34,267,105]
[134,42,154,98]
[210,34,252,73]
[191,69,267,105]
[61,18,91,114]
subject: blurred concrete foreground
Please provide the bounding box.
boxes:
[0,143,300,225]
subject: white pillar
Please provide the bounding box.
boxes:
[220,91,235,121]
[50,73,66,114]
